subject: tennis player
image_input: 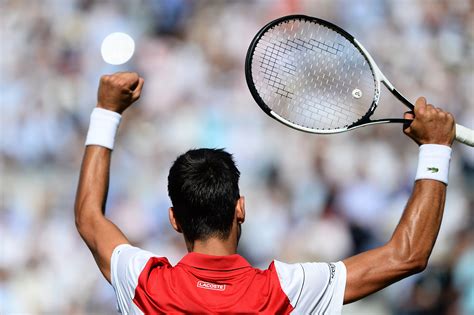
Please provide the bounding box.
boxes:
[75,72,455,314]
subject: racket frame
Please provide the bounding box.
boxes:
[245,14,414,134]
[246,14,474,146]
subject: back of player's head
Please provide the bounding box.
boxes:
[167,148,240,242]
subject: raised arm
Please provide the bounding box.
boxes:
[75,72,144,283]
[343,97,455,304]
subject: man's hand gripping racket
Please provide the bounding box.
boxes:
[404,97,455,146]
[245,15,474,146]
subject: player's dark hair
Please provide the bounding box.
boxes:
[167,148,240,242]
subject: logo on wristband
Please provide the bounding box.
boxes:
[427,167,439,173]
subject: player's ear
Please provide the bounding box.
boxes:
[168,207,182,233]
[235,196,245,224]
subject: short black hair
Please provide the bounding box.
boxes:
[167,148,240,242]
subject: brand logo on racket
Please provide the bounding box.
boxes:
[352,89,362,99]
[427,167,439,173]
[197,281,226,291]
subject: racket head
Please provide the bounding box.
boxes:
[245,15,381,134]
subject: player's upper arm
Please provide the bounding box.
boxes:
[76,213,129,283]
[342,243,423,304]
[111,244,156,314]
[274,260,346,313]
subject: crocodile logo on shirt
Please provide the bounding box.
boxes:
[197,281,226,291]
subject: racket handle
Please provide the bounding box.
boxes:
[455,124,474,147]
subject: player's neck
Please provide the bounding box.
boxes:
[187,223,241,256]
[185,221,241,256]
[188,237,238,256]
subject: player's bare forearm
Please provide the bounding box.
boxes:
[74,145,129,281]
[390,180,446,269]
[75,146,111,220]
[74,72,144,282]
[343,180,446,303]
[343,97,455,304]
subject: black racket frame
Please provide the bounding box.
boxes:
[245,14,414,133]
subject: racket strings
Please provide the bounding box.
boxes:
[259,45,294,98]
[250,19,376,130]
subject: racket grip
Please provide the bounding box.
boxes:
[455,124,474,147]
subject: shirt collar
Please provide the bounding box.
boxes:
[178,252,252,271]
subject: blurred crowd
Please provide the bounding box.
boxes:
[1,0,473,314]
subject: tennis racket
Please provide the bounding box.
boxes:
[245,15,474,146]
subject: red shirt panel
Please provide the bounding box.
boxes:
[132,253,293,314]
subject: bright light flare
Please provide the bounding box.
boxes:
[101,32,135,65]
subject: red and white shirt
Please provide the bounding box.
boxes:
[111,244,346,314]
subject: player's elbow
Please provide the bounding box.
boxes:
[75,213,89,236]
[74,202,85,231]
[387,242,429,276]
[414,254,430,272]
[75,214,86,233]
[74,194,104,233]
[404,256,428,274]
[74,206,100,236]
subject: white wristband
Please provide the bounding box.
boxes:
[415,144,452,185]
[85,108,122,150]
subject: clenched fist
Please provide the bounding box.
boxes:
[97,72,144,114]
[403,97,455,146]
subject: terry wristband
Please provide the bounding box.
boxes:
[415,144,452,185]
[85,108,122,150]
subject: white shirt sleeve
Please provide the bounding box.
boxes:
[110,244,155,315]
[274,260,347,315]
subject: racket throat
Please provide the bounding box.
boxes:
[348,117,410,131]
[381,80,414,110]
